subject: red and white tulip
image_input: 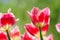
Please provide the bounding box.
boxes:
[0,8,19,27]
[27,7,50,27]
[10,26,21,40]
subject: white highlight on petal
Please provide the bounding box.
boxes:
[0,13,3,19]
[55,23,60,33]
[0,13,2,27]
[37,7,50,16]
[11,26,20,33]
[41,7,50,15]
[27,7,40,16]
[27,11,32,16]
[8,8,11,13]
[8,8,15,17]
[0,31,6,35]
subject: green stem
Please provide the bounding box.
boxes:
[39,28,43,40]
[6,30,11,40]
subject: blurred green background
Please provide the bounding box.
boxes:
[0,0,60,40]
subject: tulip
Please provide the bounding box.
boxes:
[27,7,50,28]
[0,8,19,27]
[10,26,20,40]
[55,23,60,33]
[27,7,50,40]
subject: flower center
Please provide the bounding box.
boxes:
[35,22,45,28]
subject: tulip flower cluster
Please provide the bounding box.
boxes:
[0,7,56,40]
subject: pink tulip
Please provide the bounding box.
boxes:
[55,23,60,33]
[26,7,50,36]
[0,8,18,27]
[43,34,53,40]
[27,7,50,27]
[10,26,21,40]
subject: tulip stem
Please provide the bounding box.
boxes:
[39,28,43,40]
[6,30,11,40]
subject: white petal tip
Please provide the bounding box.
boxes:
[8,8,11,13]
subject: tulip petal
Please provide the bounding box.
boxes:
[0,13,3,19]
[48,34,53,40]
[30,15,38,24]
[38,7,50,23]
[55,23,60,33]
[0,13,3,27]
[38,12,44,22]
[43,34,53,40]
[0,31,8,40]
[31,7,39,15]
[44,15,50,24]
[41,7,50,15]
[23,32,34,40]
[27,7,39,24]
[10,26,20,37]
[25,24,39,36]
[42,7,50,24]
[42,24,48,31]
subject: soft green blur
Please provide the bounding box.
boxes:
[0,0,60,40]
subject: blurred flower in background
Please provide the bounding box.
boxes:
[55,23,60,33]
[10,26,21,40]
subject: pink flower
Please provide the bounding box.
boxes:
[43,34,53,40]
[10,26,21,40]
[27,7,50,28]
[0,8,18,27]
[25,7,50,37]
[0,31,8,40]
[55,23,60,33]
